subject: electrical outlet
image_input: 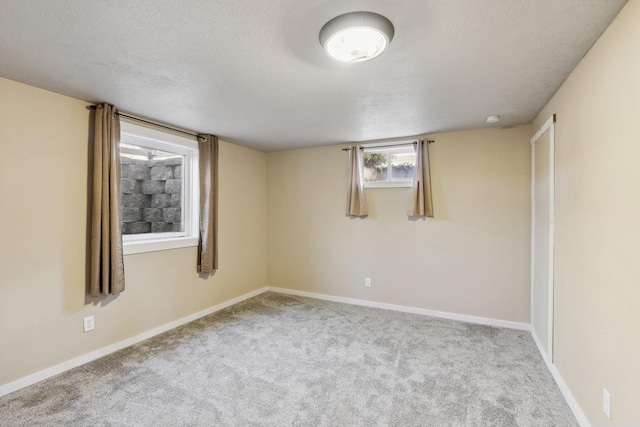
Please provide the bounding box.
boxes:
[603,388,611,419]
[83,316,95,332]
[365,277,371,287]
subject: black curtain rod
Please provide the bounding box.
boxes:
[341,140,434,151]
[88,105,200,139]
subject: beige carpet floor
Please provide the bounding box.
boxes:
[0,292,577,426]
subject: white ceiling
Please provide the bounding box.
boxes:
[0,0,627,151]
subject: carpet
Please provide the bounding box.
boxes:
[0,292,578,426]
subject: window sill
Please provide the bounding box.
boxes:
[123,237,199,255]
[365,182,412,189]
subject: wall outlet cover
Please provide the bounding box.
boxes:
[83,316,95,332]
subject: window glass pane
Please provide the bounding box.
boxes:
[120,143,184,235]
[363,152,387,182]
[363,145,416,186]
[390,151,415,180]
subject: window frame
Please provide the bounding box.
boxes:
[119,120,199,255]
[362,140,417,188]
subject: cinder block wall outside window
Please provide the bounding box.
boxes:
[120,157,183,234]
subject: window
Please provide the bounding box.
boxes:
[119,121,199,255]
[363,141,416,188]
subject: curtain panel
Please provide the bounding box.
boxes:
[90,103,125,296]
[197,134,219,273]
[346,145,368,217]
[407,139,434,217]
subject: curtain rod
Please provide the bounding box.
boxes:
[88,105,201,140]
[341,140,434,151]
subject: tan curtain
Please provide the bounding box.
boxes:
[346,145,368,217]
[90,103,125,297]
[198,134,219,273]
[407,139,434,217]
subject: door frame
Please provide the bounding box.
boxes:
[530,114,556,364]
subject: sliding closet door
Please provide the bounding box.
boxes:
[531,115,555,363]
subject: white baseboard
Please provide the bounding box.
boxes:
[531,329,591,427]
[267,287,531,331]
[0,286,269,398]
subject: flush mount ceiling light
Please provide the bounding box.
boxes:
[319,12,394,63]
[486,115,501,123]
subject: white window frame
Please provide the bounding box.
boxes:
[362,140,416,188]
[120,120,199,255]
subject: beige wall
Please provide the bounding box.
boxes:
[532,1,640,424]
[267,126,532,323]
[0,77,268,386]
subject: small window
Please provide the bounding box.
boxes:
[363,142,416,188]
[119,121,199,255]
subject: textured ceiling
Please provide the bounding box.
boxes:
[0,0,627,151]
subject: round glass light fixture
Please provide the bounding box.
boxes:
[319,12,394,63]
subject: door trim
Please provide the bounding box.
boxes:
[530,114,556,363]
